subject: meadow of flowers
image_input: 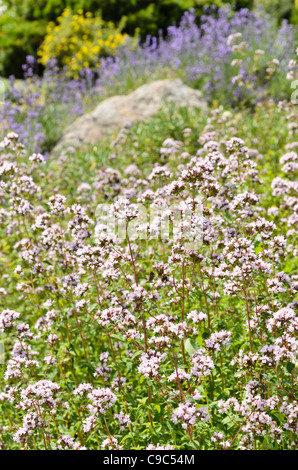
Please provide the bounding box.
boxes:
[1,6,297,154]
[0,5,297,452]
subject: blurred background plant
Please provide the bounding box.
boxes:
[3,0,297,77]
[254,0,298,24]
[38,8,131,78]
[0,6,297,155]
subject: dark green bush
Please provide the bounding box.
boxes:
[0,11,46,77]
[2,1,253,25]
[87,1,254,38]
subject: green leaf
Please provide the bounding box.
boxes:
[192,441,201,450]
[223,211,232,223]
[286,362,295,374]
[185,338,198,355]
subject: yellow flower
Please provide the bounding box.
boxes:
[38,8,131,77]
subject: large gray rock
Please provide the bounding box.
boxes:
[53,79,207,153]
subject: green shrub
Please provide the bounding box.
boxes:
[0,10,46,77]
[254,0,296,22]
[38,9,130,78]
[91,1,254,38]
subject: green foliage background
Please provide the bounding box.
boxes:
[0,0,252,77]
[0,0,296,77]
